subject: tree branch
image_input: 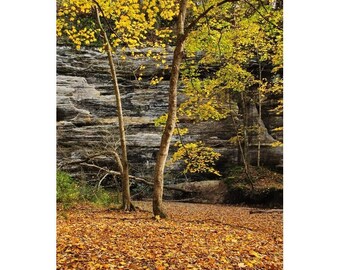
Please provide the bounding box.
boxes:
[243,0,282,30]
[92,0,116,35]
[80,163,193,193]
[57,153,106,169]
[184,0,238,38]
[97,173,109,190]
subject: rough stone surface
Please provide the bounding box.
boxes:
[57,46,283,183]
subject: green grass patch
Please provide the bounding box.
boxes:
[57,170,121,209]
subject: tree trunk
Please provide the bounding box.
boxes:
[240,92,249,168]
[152,0,188,218]
[240,92,254,190]
[95,6,134,211]
[257,93,262,167]
[257,61,262,167]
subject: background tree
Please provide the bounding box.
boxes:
[178,0,283,185]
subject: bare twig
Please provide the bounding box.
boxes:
[175,123,189,182]
[97,173,109,190]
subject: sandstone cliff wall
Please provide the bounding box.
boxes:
[57,46,283,184]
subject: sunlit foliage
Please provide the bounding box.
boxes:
[171,141,222,176]
[57,0,179,50]
[180,0,283,121]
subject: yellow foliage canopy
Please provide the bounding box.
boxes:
[57,0,179,50]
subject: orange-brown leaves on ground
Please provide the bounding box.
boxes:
[57,202,283,269]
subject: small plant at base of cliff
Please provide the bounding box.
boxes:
[78,183,121,208]
[224,166,248,189]
[57,170,80,209]
[94,188,119,207]
[57,170,121,208]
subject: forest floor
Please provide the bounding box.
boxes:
[57,202,283,270]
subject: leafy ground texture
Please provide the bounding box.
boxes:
[57,202,283,269]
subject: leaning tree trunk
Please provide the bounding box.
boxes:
[95,5,134,211]
[153,0,188,218]
[152,0,238,217]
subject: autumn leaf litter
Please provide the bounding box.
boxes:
[57,202,282,269]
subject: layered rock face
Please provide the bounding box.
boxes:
[57,46,283,183]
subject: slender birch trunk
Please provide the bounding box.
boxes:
[95,6,134,211]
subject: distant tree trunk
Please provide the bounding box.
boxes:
[153,0,188,218]
[257,95,262,167]
[240,92,249,168]
[257,61,262,167]
[95,6,134,211]
[240,92,254,190]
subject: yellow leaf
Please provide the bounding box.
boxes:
[246,261,254,267]
[249,250,261,258]
[238,262,246,268]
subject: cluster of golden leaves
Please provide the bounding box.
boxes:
[154,114,221,175]
[56,0,179,50]
[57,202,282,269]
[171,141,222,176]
